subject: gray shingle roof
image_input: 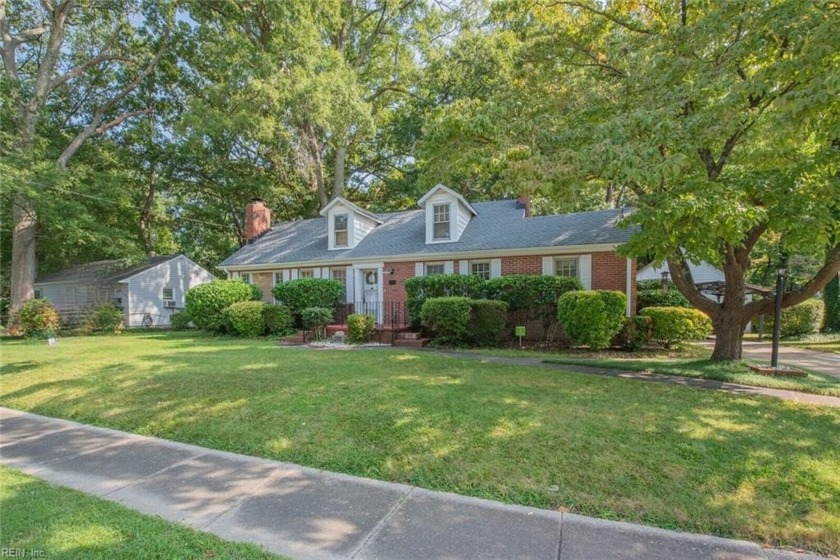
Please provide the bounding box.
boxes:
[35,255,180,284]
[220,201,635,268]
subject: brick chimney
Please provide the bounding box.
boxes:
[245,199,271,243]
[516,193,532,217]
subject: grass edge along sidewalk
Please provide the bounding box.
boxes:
[0,466,285,559]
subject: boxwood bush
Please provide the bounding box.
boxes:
[636,280,691,313]
[273,279,344,325]
[613,315,653,351]
[16,298,60,338]
[469,299,508,346]
[224,301,266,337]
[169,310,193,330]
[420,296,473,345]
[85,304,124,334]
[263,304,294,336]
[755,299,826,338]
[485,275,582,338]
[185,280,258,332]
[557,290,627,350]
[639,306,712,348]
[302,306,334,340]
[347,313,376,343]
[405,274,484,326]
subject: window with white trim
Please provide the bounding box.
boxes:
[299,269,314,279]
[433,203,450,240]
[274,272,283,285]
[554,257,579,278]
[240,273,252,284]
[334,214,349,247]
[331,268,346,283]
[425,263,445,276]
[471,262,490,280]
[162,288,174,300]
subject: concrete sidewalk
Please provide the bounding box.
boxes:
[0,408,828,560]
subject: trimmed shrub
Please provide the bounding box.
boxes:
[16,299,60,338]
[169,310,193,330]
[614,315,653,351]
[263,304,294,336]
[636,281,691,313]
[485,275,582,339]
[224,301,266,337]
[405,274,485,326]
[640,306,712,348]
[420,296,472,345]
[86,304,124,334]
[347,313,376,343]
[756,299,826,338]
[469,299,508,346]
[557,290,627,350]
[185,280,258,332]
[273,279,344,325]
[302,306,334,340]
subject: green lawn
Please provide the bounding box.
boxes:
[1,333,839,555]
[0,467,282,559]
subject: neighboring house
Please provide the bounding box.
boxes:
[636,260,724,286]
[220,185,637,325]
[34,255,214,327]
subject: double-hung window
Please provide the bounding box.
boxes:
[162,288,174,300]
[334,214,349,247]
[425,263,445,276]
[299,269,314,279]
[471,262,490,280]
[433,204,450,240]
[240,273,252,284]
[554,258,579,279]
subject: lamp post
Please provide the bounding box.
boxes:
[770,265,786,368]
[661,271,670,294]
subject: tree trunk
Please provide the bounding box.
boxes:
[332,144,347,199]
[710,311,749,360]
[10,194,37,314]
[139,164,157,255]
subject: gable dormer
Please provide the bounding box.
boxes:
[320,196,383,250]
[418,184,478,244]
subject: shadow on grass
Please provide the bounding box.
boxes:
[1,338,839,555]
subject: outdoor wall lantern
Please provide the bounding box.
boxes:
[661,270,670,294]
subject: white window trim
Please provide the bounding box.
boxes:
[162,287,175,300]
[554,257,579,278]
[425,262,446,276]
[333,213,349,248]
[470,261,491,280]
[432,203,452,242]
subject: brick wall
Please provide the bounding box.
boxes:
[252,272,274,303]
[501,255,543,276]
[383,261,416,305]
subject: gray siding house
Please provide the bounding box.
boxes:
[34,255,214,327]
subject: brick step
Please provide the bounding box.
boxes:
[397,332,423,341]
[393,338,431,348]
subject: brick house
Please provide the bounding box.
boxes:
[219,185,637,326]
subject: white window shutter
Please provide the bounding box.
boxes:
[291,269,299,280]
[345,266,354,304]
[322,267,330,279]
[579,254,592,289]
[282,270,290,282]
[312,268,322,279]
[459,260,469,275]
[542,256,554,276]
[444,261,454,274]
[415,262,424,277]
[490,259,502,278]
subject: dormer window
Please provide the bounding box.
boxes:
[433,204,450,240]
[334,214,349,247]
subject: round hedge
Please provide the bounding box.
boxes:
[224,301,267,337]
[185,280,259,332]
[347,313,376,343]
[755,298,826,338]
[17,298,60,338]
[557,290,627,350]
[263,304,294,336]
[639,306,712,348]
[420,296,473,345]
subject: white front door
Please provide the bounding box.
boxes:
[359,268,382,323]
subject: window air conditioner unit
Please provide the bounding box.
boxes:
[164,300,177,309]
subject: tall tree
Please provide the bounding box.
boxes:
[1,0,171,313]
[486,0,840,360]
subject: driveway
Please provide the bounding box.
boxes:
[700,341,840,378]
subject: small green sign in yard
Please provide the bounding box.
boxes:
[515,326,526,337]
